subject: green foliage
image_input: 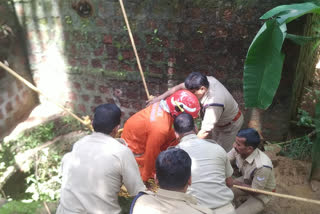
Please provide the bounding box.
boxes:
[281,135,313,160]
[243,19,285,109]
[0,200,42,214]
[243,2,320,109]
[25,149,62,201]
[0,116,85,203]
[297,109,315,127]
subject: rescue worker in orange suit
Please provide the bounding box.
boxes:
[121,90,200,186]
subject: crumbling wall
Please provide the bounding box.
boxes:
[0,1,37,139]
[4,0,303,139]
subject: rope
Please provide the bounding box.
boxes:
[233,185,320,205]
[0,61,93,131]
[118,0,151,100]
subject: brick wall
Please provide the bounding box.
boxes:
[7,0,305,140]
[0,2,38,139]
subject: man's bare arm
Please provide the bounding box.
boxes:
[146,83,185,106]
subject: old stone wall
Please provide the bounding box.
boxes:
[4,0,304,139]
[0,2,38,139]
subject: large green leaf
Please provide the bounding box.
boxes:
[261,2,320,25]
[310,100,320,179]
[244,20,286,109]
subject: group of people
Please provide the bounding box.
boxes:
[56,72,276,214]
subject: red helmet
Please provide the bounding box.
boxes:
[165,90,200,118]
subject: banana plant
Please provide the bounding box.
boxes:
[243,2,320,109]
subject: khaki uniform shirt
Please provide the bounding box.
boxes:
[228,148,276,204]
[57,132,145,214]
[176,134,234,209]
[200,76,239,131]
[132,189,213,214]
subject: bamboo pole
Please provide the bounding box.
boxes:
[118,0,151,100]
[0,61,93,131]
[233,185,320,205]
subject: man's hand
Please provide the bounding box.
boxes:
[146,96,160,107]
[197,129,209,139]
[226,177,234,188]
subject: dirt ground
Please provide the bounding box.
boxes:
[263,145,320,214]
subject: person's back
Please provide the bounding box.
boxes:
[174,113,235,214]
[57,104,144,214]
[177,136,234,208]
[121,90,200,184]
[131,148,212,214]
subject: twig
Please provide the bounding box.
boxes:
[272,130,319,146]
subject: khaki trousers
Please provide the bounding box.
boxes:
[212,202,236,214]
[232,187,265,214]
[212,114,244,152]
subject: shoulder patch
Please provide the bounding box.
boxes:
[256,176,265,181]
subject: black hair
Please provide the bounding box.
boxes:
[156,148,191,190]
[174,113,194,134]
[92,103,121,134]
[184,72,209,90]
[237,128,260,149]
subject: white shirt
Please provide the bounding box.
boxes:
[176,134,234,209]
[57,132,145,214]
[201,76,239,131]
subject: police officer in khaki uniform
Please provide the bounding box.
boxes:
[228,128,276,214]
[130,148,212,214]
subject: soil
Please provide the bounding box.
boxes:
[263,145,320,214]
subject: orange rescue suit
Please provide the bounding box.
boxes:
[121,102,178,182]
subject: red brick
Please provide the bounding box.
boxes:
[106,98,115,104]
[215,27,228,38]
[122,51,134,60]
[151,52,163,61]
[119,98,130,108]
[94,47,104,56]
[174,41,184,49]
[149,66,161,74]
[5,101,13,114]
[82,94,90,101]
[121,64,133,72]
[106,46,118,58]
[68,58,77,66]
[80,58,88,66]
[105,60,118,71]
[94,96,103,104]
[78,104,86,113]
[223,9,233,21]
[103,35,112,44]
[191,39,204,50]
[191,8,201,19]
[99,85,109,94]
[86,83,95,90]
[133,36,140,46]
[72,82,81,89]
[69,92,77,101]
[161,37,169,48]
[91,59,102,68]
